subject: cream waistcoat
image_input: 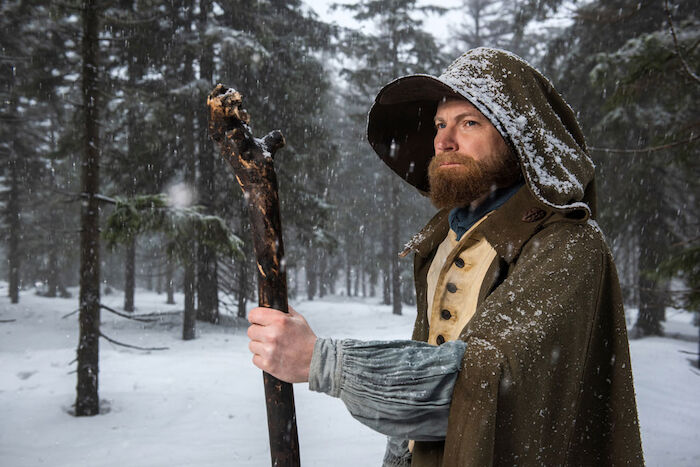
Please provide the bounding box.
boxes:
[426,215,498,345]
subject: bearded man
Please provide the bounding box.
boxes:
[246,48,644,466]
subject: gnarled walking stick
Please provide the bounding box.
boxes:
[207,84,300,467]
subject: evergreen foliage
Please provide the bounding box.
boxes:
[1,0,695,340]
[103,194,244,261]
[546,0,698,336]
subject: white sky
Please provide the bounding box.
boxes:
[303,0,464,45]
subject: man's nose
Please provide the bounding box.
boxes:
[434,129,457,153]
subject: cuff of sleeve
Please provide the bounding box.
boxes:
[308,338,344,397]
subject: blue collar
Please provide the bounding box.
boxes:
[448,182,524,240]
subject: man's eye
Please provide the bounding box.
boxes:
[463,120,477,127]
[435,122,446,129]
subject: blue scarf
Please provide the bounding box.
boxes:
[448,182,524,240]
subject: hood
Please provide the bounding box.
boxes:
[367,47,597,218]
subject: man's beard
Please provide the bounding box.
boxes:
[427,150,521,210]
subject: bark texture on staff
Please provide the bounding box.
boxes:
[207,84,300,467]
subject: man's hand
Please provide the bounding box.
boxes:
[247,306,317,383]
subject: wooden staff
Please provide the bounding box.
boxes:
[207,84,300,467]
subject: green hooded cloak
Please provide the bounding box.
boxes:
[367,48,644,466]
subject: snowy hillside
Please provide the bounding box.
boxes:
[1,288,698,466]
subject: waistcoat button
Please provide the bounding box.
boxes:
[446,282,457,293]
[436,335,445,345]
[454,257,465,268]
[441,309,452,320]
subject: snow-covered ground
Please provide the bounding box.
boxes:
[1,286,698,466]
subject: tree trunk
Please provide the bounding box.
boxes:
[156,265,162,295]
[75,0,101,416]
[318,253,327,298]
[46,244,58,298]
[124,236,135,312]
[391,177,402,315]
[306,257,316,300]
[360,254,366,298]
[196,1,219,324]
[634,227,665,336]
[382,178,392,306]
[237,255,250,318]
[328,264,336,295]
[181,11,197,340]
[7,148,20,304]
[182,255,196,340]
[345,251,352,296]
[197,242,219,323]
[353,262,360,297]
[166,258,175,305]
[145,263,153,291]
[237,204,250,318]
[6,74,20,304]
[293,264,299,298]
[237,261,248,319]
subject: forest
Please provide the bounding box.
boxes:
[1,0,698,458]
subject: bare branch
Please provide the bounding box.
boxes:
[100,304,158,323]
[61,308,80,319]
[671,236,700,247]
[100,331,169,351]
[49,188,118,205]
[665,0,700,84]
[589,134,699,154]
[0,319,17,323]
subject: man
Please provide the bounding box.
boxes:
[247,48,644,466]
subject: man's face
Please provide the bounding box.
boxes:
[428,98,520,209]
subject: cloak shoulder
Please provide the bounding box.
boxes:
[434,221,643,466]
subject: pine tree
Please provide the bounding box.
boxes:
[453,0,565,60]
[547,0,698,336]
[333,0,447,313]
[75,0,102,416]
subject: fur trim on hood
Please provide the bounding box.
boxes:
[367,47,597,218]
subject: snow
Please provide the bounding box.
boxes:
[1,287,699,466]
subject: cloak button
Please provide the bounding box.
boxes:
[436,335,445,345]
[446,282,457,293]
[441,309,452,320]
[454,257,465,268]
[522,208,546,223]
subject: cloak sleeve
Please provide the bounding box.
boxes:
[438,221,640,466]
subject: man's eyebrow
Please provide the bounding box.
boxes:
[433,111,482,123]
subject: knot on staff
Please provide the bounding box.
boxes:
[207,84,285,159]
[207,84,300,467]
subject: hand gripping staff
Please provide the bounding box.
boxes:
[207,84,300,467]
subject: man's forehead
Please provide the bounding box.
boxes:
[434,97,481,118]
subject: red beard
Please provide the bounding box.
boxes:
[427,151,521,209]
